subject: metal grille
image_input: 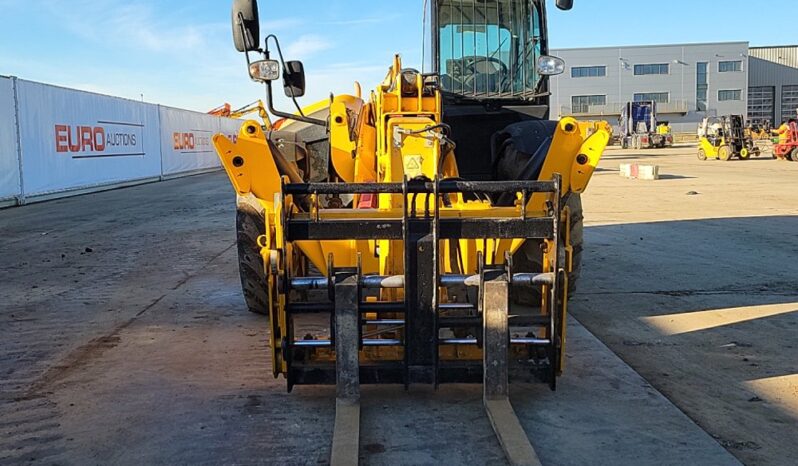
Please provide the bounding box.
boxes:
[437,0,542,98]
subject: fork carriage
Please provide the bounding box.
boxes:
[270,175,569,392]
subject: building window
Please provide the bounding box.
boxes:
[634,92,670,104]
[718,89,742,101]
[719,60,743,72]
[571,95,607,112]
[748,86,775,125]
[696,62,708,111]
[634,63,669,75]
[571,66,606,78]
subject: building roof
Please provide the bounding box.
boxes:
[552,41,749,52]
[749,45,798,50]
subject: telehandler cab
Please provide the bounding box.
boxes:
[213,0,609,463]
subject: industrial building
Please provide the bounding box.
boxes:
[550,42,798,132]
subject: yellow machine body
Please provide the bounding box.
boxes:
[698,135,732,160]
[213,56,609,378]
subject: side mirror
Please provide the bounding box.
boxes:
[283,61,306,98]
[556,0,573,10]
[537,55,565,76]
[232,0,260,52]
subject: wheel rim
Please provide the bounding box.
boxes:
[697,149,707,160]
[719,146,731,161]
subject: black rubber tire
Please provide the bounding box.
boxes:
[791,148,798,162]
[492,124,584,302]
[512,194,584,303]
[568,194,584,294]
[236,195,269,315]
[718,145,732,161]
[697,149,707,161]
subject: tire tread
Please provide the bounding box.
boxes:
[236,196,269,315]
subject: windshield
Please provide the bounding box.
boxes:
[437,0,542,98]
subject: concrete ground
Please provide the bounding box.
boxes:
[0,145,794,465]
[574,146,798,466]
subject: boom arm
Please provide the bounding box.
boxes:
[208,100,272,128]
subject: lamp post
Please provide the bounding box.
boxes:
[673,59,689,112]
[619,56,629,108]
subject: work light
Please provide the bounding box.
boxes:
[249,60,280,82]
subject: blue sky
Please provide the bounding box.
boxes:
[0,0,795,112]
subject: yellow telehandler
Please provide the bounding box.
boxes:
[213,0,609,463]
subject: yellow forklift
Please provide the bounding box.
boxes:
[698,115,760,161]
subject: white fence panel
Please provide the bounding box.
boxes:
[219,118,243,142]
[159,106,225,176]
[16,80,161,197]
[0,77,21,201]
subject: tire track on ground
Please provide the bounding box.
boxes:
[0,173,234,464]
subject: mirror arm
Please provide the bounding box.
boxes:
[236,12,263,74]
[265,35,306,117]
[263,79,325,127]
[262,36,326,127]
[236,12,263,56]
